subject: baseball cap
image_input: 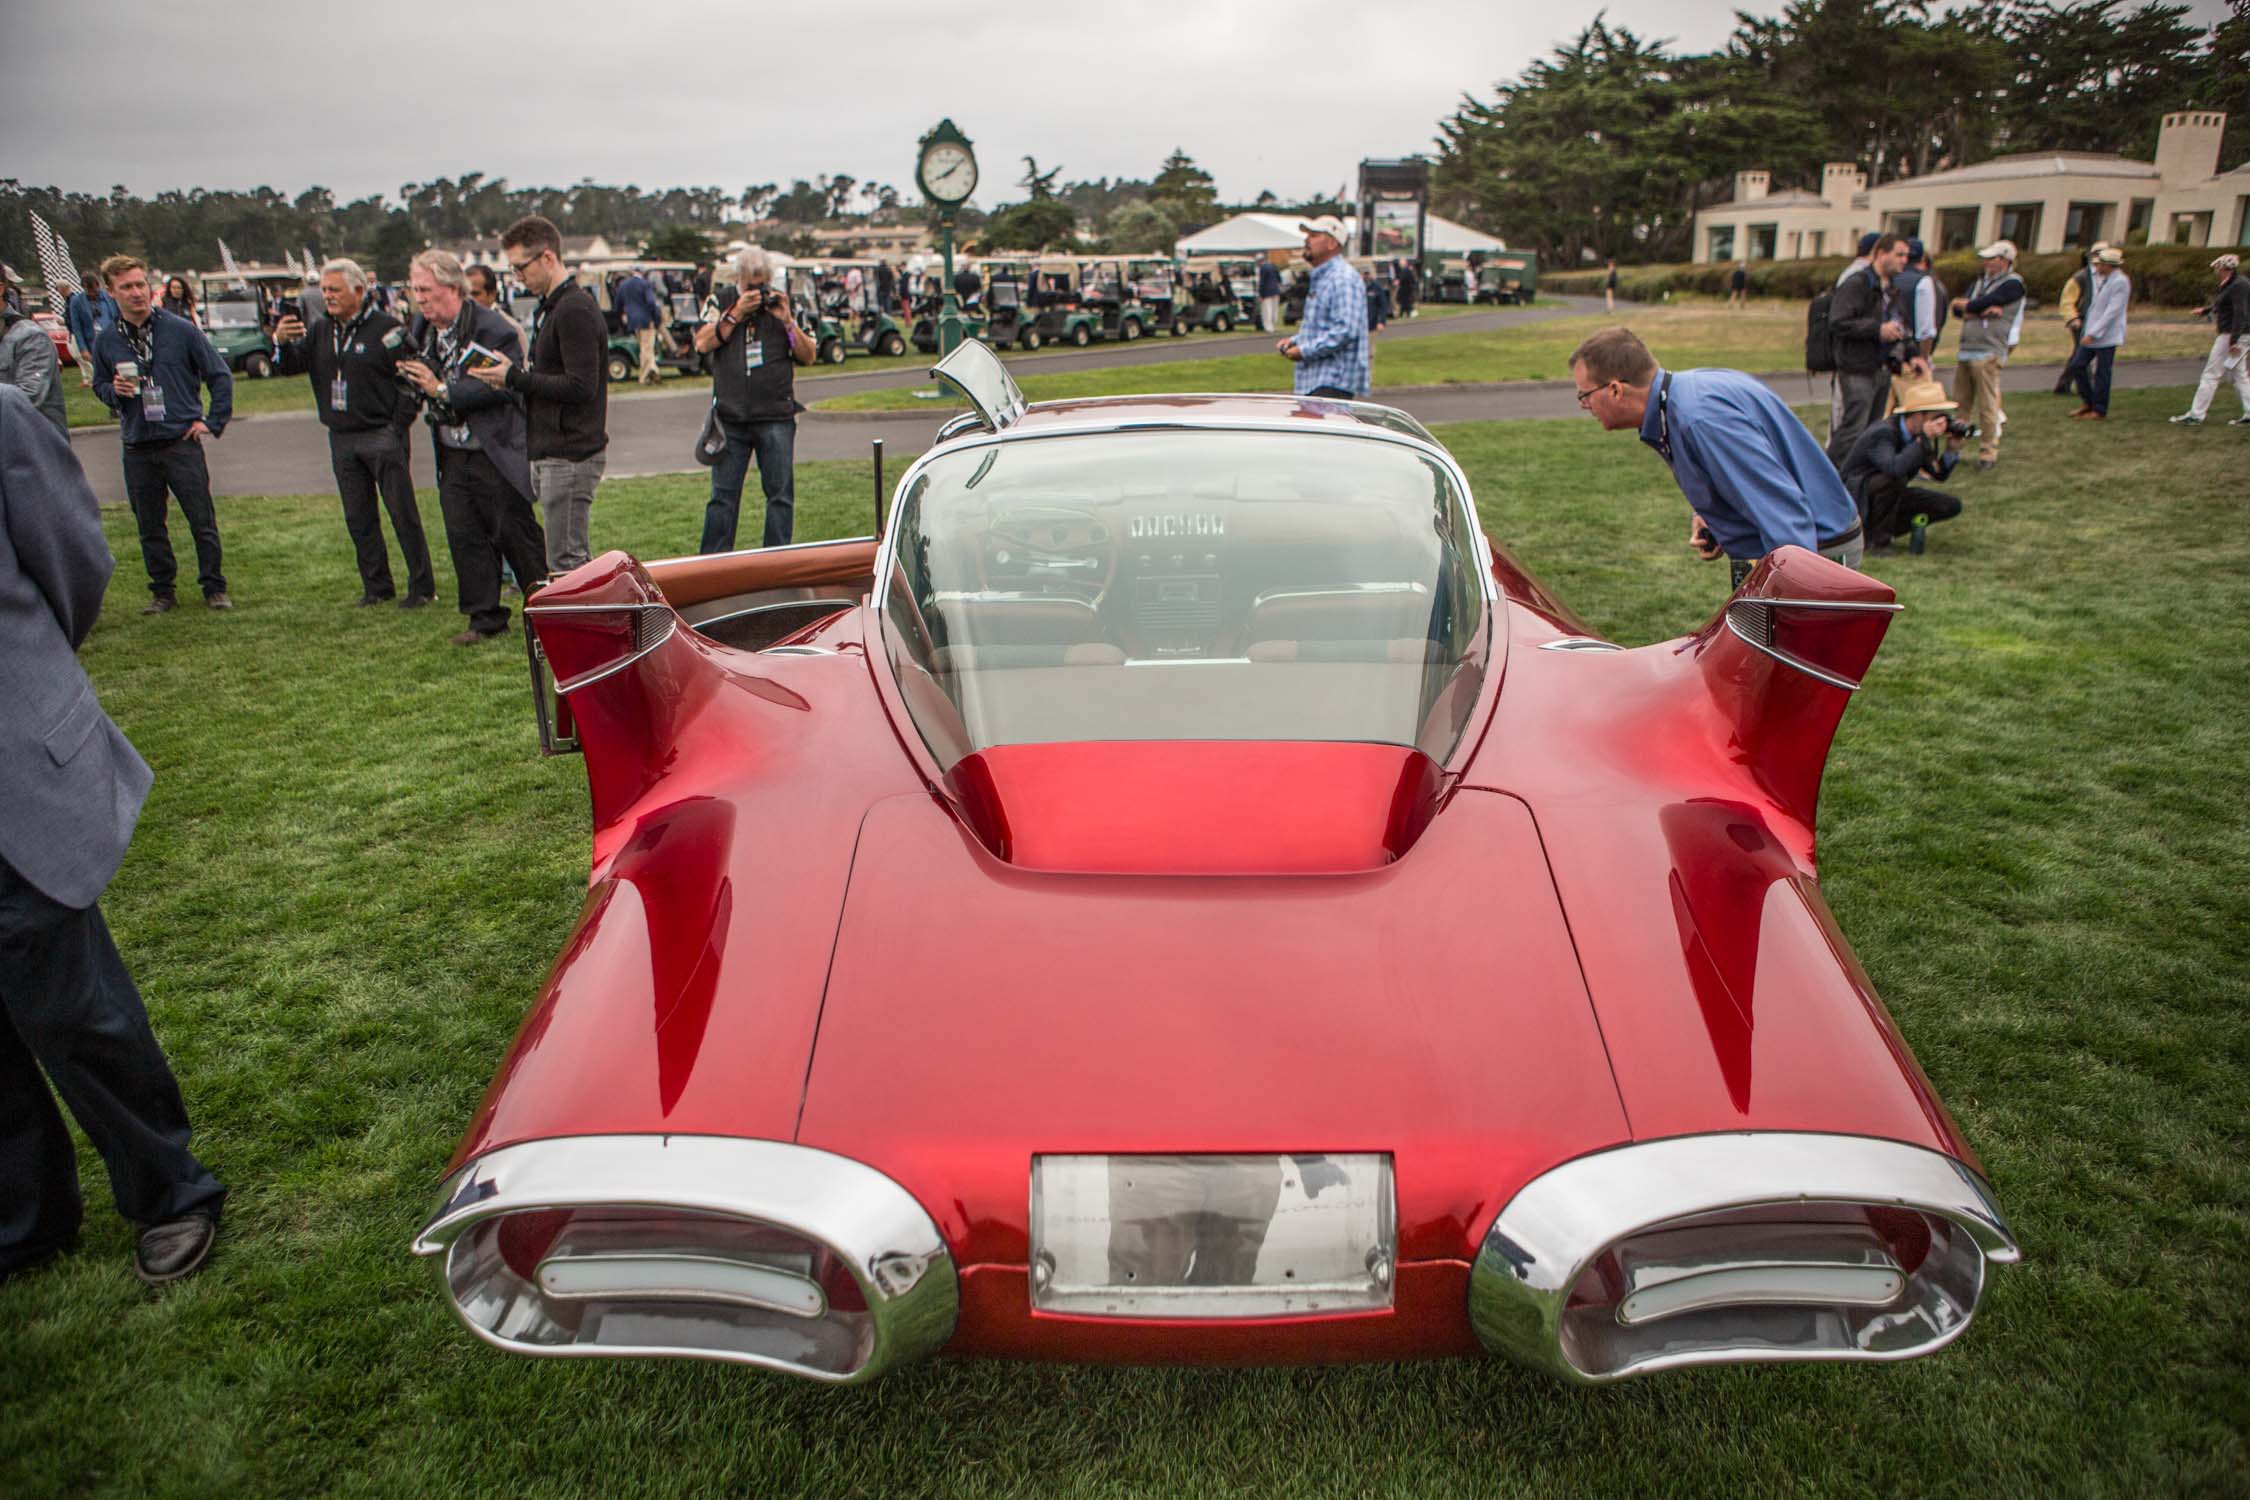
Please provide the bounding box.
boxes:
[1298,215,1348,243]
[1894,379,1958,416]
[2213,253,2242,271]
[1975,239,2017,261]
[1857,232,1881,256]
[1905,238,1927,262]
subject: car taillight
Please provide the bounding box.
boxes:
[530,603,677,694]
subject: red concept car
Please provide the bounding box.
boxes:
[413,340,2017,1384]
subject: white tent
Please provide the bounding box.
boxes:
[1174,211,1507,257]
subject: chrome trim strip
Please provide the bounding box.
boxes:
[1722,607,1861,692]
[686,592,862,632]
[1537,636,1624,653]
[413,1135,959,1385]
[1468,1132,2018,1384]
[648,535,879,568]
[1251,582,1430,608]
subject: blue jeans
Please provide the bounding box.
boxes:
[700,419,796,552]
[2072,345,2117,415]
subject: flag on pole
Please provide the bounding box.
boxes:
[303,246,319,278]
[28,210,78,294]
[217,238,247,290]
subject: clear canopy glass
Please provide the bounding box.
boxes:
[882,428,1489,768]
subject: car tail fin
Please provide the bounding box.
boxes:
[1687,546,1900,832]
[525,553,706,827]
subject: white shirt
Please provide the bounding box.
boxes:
[1913,276,1937,343]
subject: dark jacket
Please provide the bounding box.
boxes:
[2210,274,2249,340]
[1826,264,1892,374]
[0,385,153,909]
[1257,262,1281,298]
[506,280,609,462]
[614,274,663,333]
[708,286,804,426]
[1840,414,1957,497]
[277,304,419,435]
[405,300,534,501]
[90,308,234,446]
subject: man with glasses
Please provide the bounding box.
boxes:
[1570,326,1861,592]
[691,247,814,553]
[470,216,608,575]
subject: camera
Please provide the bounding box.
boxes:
[1945,417,1979,439]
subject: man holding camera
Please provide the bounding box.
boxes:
[1570,326,1861,592]
[475,216,609,577]
[396,249,547,645]
[1825,232,1909,465]
[693,248,814,553]
[274,258,435,610]
[1839,379,1966,553]
[89,255,233,614]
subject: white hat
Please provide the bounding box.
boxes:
[2094,247,2124,267]
[1298,215,1348,244]
[2214,253,2242,272]
[1975,239,2017,261]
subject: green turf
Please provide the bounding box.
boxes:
[814,300,2220,412]
[3,388,2244,1497]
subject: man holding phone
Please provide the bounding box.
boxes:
[89,255,234,613]
[692,248,814,553]
[274,258,435,610]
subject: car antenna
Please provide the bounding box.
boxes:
[872,437,885,535]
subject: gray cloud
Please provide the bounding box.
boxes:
[3,0,2234,206]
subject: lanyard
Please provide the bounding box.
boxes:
[1654,372,1675,465]
[330,307,366,367]
[119,314,155,365]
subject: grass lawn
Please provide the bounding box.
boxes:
[814,298,2220,412]
[4,388,2245,1497]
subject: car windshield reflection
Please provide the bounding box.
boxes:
[883,428,1489,768]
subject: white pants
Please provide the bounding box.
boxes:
[2188,334,2250,419]
[1259,296,1279,332]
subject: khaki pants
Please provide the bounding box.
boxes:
[635,325,659,383]
[1952,356,2005,462]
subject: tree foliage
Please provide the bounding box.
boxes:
[1147,148,1221,233]
[1432,0,2244,266]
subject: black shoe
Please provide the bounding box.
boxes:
[354,593,394,608]
[0,1233,78,1283]
[133,1213,218,1285]
[399,594,434,610]
[142,595,177,616]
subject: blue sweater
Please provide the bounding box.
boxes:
[90,309,234,445]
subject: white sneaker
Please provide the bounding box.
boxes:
[2230,415,2250,427]
[2170,413,2203,425]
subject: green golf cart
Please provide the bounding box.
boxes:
[1126,257,1190,335]
[1176,257,1238,332]
[1472,251,1540,305]
[1028,256,1102,346]
[1075,258,1151,342]
[192,269,307,378]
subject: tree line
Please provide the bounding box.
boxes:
[1431,0,2250,267]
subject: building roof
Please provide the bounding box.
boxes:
[1869,151,2159,192]
[1703,189,1833,211]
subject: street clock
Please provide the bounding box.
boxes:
[918,120,978,207]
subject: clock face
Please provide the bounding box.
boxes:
[921,142,977,203]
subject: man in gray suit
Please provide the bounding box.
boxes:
[0,384,226,1285]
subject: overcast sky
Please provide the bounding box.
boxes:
[5,0,2236,209]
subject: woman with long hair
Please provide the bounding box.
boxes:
[161,274,196,319]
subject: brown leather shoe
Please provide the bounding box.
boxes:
[2071,410,2106,421]
[133,1213,218,1285]
[205,591,235,610]
[141,595,177,616]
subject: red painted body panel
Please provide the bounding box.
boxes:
[793,787,1629,1274]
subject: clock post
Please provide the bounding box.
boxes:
[916,120,978,359]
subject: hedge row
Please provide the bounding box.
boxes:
[1544,242,2247,308]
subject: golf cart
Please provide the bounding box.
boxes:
[1176,257,1239,333]
[1427,256,1472,304]
[911,258,995,354]
[1075,258,1151,342]
[1028,256,1102,347]
[1126,257,1189,335]
[192,269,308,378]
[1472,251,1540,305]
[972,258,1042,349]
[1218,258,1264,328]
[574,259,702,381]
[783,262,850,365]
[826,260,910,357]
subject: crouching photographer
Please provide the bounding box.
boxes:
[1839,379,1966,555]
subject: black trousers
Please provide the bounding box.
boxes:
[121,438,226,599]
[329,426,435,601]
[1856,474,1963,542]
[435,445,547,635]
[0,856,225,1269]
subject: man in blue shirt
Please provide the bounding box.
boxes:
[614,267,666,385]
[89,255,234,613]
[1277,216,1369,399]
[64,271,116,386]
[1570,326,1862,591]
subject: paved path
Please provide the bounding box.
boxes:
[68,320,2208,503]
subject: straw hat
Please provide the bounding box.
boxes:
[2094,247,2125,266]
[1894,379,1957,416]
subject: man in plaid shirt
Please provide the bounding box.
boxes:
[1277,216,1369,398]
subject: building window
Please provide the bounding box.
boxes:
[2236,197,2249,247]
[1709,225,1735,262]
[1886,211,1921,239]
[2172,212,2213,245]
[1749,223,1777,260]
[1807,230,1825,258]
[2127,200,2155,245]
[2062,202,2110,247]
[1938,207,1980,253]
[1996,203,2041,249]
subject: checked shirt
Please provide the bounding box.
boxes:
[1292,256,1370,397]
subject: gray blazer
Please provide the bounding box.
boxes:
[0,384,152,909]
[0,314,67,434]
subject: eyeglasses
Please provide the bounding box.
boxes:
[1574,382,1611,409]
[505,256,540,274]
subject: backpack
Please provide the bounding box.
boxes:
[1805,289,1837,373]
